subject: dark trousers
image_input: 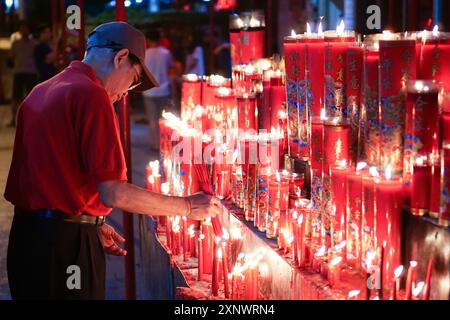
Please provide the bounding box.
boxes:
[7,208,106,300]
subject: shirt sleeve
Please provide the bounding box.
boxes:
[74,86,127,184]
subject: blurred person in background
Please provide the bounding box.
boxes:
[8,21,37,127]
[143,29,173,151]
[34,25,56,83]
[184,33,205,76]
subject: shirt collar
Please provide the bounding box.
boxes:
[68,61,104,87]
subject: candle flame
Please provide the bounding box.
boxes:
[149,160,160,176]
[291,29,297,37]
[338,159,347,168]
[258,263,269,276]
[199,233,205,240]
[298,214,304,225]
[278,110,287,119]
[249,17,260,28]
[185,73,198,82]
[410,260,418,268]
[161,182,170,195]
[336,20,345,34]
[217,247,223,260]
[276,171,281,182]
[210,74,226,86]
[412,281,425,297]
[287,236,294,244]
[230,226,242,240]
[356,162,367,171]
[318,21,323,35]
[348,290,360,298]
[306,23,312,35]
[334,240,347,251]
[204,217,212,224]
[217,86,232,96]
[182,216,187,222]
[320,108,326,120]
[315,245,327,257]
[394,265,404,278]
[432,25,439,37]
[385,164,393,180]
[148,175,154,185]
[369,166,379,178]
[330,256,343,266]
[188,224,195,236]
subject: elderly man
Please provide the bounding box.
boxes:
[4,22,220,300]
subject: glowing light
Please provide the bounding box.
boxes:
[385,164,392,180]
[124,0,131,7]
[185,73,199,81]
[306,23,311,35]
[412,281,425,297]
[348,290,360,298]
[161,182,170,195]
[318,21,323,35]
[394,265,404,278]
[291,29,297,37]
[336,20,345,35]
[330,256,343,266]
[356,162,367,171]
[320,108,326,120]
[432,25,439,37]
[369,166,379,177]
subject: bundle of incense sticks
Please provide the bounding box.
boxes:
[194,163,224,237]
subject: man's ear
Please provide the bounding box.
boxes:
[113,48,130,69]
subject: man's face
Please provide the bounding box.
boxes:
[108,49,142,103]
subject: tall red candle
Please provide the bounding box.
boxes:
[201,220,214,274]
[229,14,243,66]
[323,119,350,171]
[361,37,381,166]
[267,172,289,239]
[418,31,450,92]
[346,44,364,164]
[375,168,403,289]
[405,80,440,158]
[429,156,440,218]
[284,33,308,158]
[239,11,266,63]
[411,159,431,216]
[181,74,202,120]
[362,171,377,264]
[379,36,417,175]
[305,33,325,118]
[324,28,356,119]
[256,164,271,232]
[346,166,365,269]
[197,234,204,281]
[269,71,286,129]
[440,142,450,227]
[237,93,257,131]
[329,164,350,250]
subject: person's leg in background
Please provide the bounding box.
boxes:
[144,96,162,151]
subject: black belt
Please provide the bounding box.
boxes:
[15,208,106,226]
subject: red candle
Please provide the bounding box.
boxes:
[269,71,286,129]
[239,11,265,63]
[330,164,350,250]
[423,258,433,300]
[346,44,364,164]
[405,80,440,158]
[284,33,308,159]
[328,256,343,287]
[346,167,364,269]
[361,38,380,166]
[429,156,441,218]
[229,14,243,66]
[267,171,290,238]
[310,114,324,212]
[442,112,450,142]
[221,242,230,298]
[259,70,272,131]
[362,169,377,264]
[297,212,307,267]
[216,170,231,200]
[379,36,417,174]
[188,226,197,258]
[197,234,204,281]
[324,27,356,119]
[418,30,450,92]
[411,159,431,216]
[212,242,220,296]
[237,93,257,131]
[405,260,418,300]
[256,164,270,232]
[181,74,202,119]
[391,265,404,300]
[292,210,299,265]
[323,118,350,171]
[244,262,258,300]
[375,168,403,289]
[182,217,189,261]
[231,266,244,300]
[201,220,214,274]
[305,32,325,118]
[440,142,450,227]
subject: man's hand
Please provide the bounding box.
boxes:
[186,192,223,220]
[99,223,127,256]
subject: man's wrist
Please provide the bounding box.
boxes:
[184,196,191,217]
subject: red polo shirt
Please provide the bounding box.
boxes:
[4,61,127,216]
